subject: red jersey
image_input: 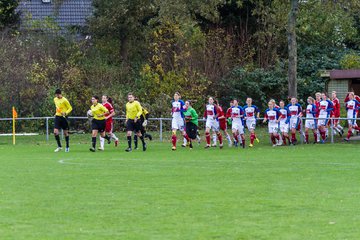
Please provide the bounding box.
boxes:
[103,102,114,122]
[217,105,226,124]
[331,97,340,117]
[315,100,321,117]
[226,107,232,118]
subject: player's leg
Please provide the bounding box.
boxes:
[205,127,211,148]
[54,116,63,152]
[345,119,354,141]
[171,118,179,150]
[212,130,217,147]
[125,120,134,152]
[90,129,98,152]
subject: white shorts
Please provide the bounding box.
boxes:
[318,115,328,127]
[206,118,220,131]
[348,118,356,126]
[246,119,256,130]
[279,122,289,133]
[232,121,244,134]
[268,123,279,134]
[289,117,299,129]
[172,117,184,131]
[305,119,316,129]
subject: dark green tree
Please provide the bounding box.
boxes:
[0,0,20,31]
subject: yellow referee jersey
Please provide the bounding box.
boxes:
[126,101,142,120]
[54,97,72,116]
[91,103,109,120]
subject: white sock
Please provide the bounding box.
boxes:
[100,137,105,149]
[337,125,343,130]
[111,133,118,141]
[212,134,217,145]
[183,138,187,145]
[226,134,231,144]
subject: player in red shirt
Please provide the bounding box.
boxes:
[99,95,119,150]
[344,91,360,135]
[226,100,236,145]
[215,100,232,147]
[314,92,322,142]
[331,91,344,136]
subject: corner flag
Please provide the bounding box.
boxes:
[12,107,18,145]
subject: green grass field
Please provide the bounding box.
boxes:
[0,134,359,239]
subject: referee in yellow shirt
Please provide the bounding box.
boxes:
[89,96,110,152]
[125,93,147,152]
[54,89,72,152]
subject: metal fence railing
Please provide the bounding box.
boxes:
[0,116,359,144]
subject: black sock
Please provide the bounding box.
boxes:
[92,137,96,148]
[134,135,138,148]
[104,135,110,141]
[65,136,69,148]
[55,135,61,148]
[127,136,132,148]
[140,136,145,145]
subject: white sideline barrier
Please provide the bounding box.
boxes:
[0,116,359,143]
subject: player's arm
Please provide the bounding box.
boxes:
[135,102,143,121]
[64,99,73,116]
[256,106,260,118]
[263,111,268,123]
[98,105,109,117]
[327,100,334,112]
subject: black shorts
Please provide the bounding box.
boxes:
[186,122,198,140]
[54,116,69,130]
[126,119,141,132]
[92,119,106,132]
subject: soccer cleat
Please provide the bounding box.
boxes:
[65,147,70,152]
[249,143,254,148]
[115,140,119,147]
[234,141,238,147]
[255,138,260,143]
[320,140,325,144]
[134,147,139,150]
[172,146,176,151]
[211,144,217,147]
[89,147,95,152]
[125,147,132,152]
[204,145,210,149]
[143,143,147,152]
[292,140,297,145]
[272,144,277,147]
[98,147,104,151]
[276,142,283,146]
[344,138,350,142]
[219,144,223,149]
[242,143,245,149]
[107,139,111,144]
[189,143,193,149]
[181,144,186,148]
[54,147,62,152]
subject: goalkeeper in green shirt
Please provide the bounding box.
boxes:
[184,100,198,149]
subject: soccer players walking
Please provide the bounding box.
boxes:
[184,100,199,149]
[287,97,302,145]
[263,101,280,147]
[100,95,119,150]
[53,89,73,152]
[125,93,147,152]
[171,92,189,150]
[228,99,246,148]
[304,97,318,144]
[243,98,260,147]
[317,93,333,143]
[331,91,344,136]
[277,100,290,145]
[89,96,110,152]
[204,97,223,149]
[344,92,360,142]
